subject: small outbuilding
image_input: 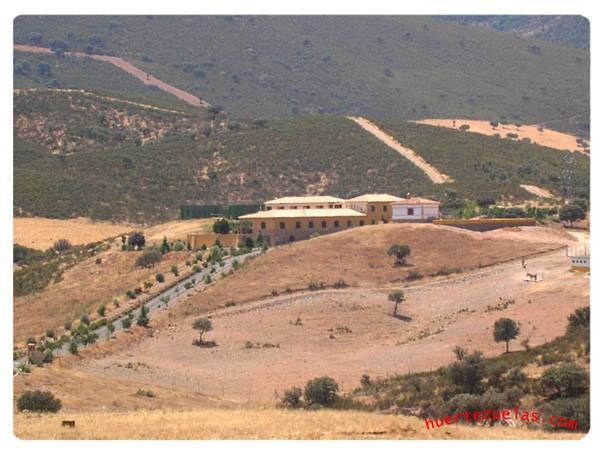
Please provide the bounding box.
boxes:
[392,197,440,222]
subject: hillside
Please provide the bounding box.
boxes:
[14,89,589,222]
[438,16,589,49]
[13,16,589,136]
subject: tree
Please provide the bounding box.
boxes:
[128,232,146,249]
[459,124,470,131]
[136,249,161,268]
[388,290,406,317]
[213,218,230,234]
[539,363,588,399]
[193,318,213,344]
[559,204,586,226]
[493,318,520,353]
[160,236,170,254]
[280,387,303,408]
[37,62,52,78]
[208,105,224,120]
[476,196,496,209]
[304,376,339,407]
[137,305,150,327]
[447,351,486,394]
[387,244,411,266]
[567,306,590,333]
[17,390,62,413]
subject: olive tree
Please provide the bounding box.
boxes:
[493,318,520,353]
[388,290,406,317]
[193,318,213,344]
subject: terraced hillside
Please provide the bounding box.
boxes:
[14,16,589,136]
[14,91,590,222]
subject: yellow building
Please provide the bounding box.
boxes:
[239,208,366,245]
[264,195,346,210]
[346,193,403,224]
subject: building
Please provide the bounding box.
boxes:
[567,245,590,272]
[346,193,403,224]
[239,208,366,245]
[264,196,346,210]
[392,197,441,222]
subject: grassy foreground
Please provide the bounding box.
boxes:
[13,408,583,440]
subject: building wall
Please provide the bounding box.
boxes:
[246,216,366,245]
[364,202,394,224]
[570,256,590,271]
[187,233,240,249]
[392,204,440,221]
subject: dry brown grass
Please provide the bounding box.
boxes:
[144,219,214,244]
[13,244,193,344]
[13,408,583,440]
[413,119,589,153]
[13,217,135,250]
[174,223,566,319]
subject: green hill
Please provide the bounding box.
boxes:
[14,91,589,223]
[14,16,589,136]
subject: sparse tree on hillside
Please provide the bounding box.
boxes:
[388,290,406,317]
[136,249,161,268]
[52,239,72,253]
[493,318,520,353]
[387,244,411,266]
[128,232,146,250]
[193,318,213,344]
[208,105,224,121]
[559,204,586,226]
[304,376,339,407]
[459,124,470,132]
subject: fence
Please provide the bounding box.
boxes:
[180,204,261,220]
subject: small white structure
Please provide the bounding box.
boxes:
[567,245,590,272]
[392,197,440,222]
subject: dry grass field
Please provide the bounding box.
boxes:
[13,408,583,440]
[13,217,135,249]
[144,219,214,244]
[414,119,589,153]
[172,223,571,319]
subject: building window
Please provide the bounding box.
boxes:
[279,222,286,229]
[383,219,388,224]
[383,205,388,212]
[304,205,311,209]
[359,220,365,226]
[334,220,340,228]
[317,205,324,209]
[296,221,301,229]
[407,208,414,216]
[372,220,376,224]
[278,206,284,210]
[329,205,334,208]
[261,222,266,229]
[308,221,314,228]
[370,205,375,212]
[292,206,298,209]
[289,235,295,242]
[266,207,272,211]
[321,221,327,228]
[335,204,342,208]
[347,220,352,228]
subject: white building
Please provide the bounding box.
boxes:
[392,197,441,222]
[264,195,345,210]
[567,245,590,272]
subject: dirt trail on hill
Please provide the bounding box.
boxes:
[348,116,453,184]
[520,184,556,199]
[14,45,210,109]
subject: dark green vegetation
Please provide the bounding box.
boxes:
[14,51,196,112]
[17,390,62,413]
[378,120,590,200]
[14,100,590,222]
[438,16,589,50]
[13,241,110,297]
[14,16,589,135]
[281,307,590,432]
[14,89,210,154]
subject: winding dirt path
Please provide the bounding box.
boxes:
[14,45,210,109]
[348,116,453,184]
[520,184,555,199]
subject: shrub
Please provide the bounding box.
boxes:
[405,270,423,281]
[543,395,589,432]
[171,265,179,276]
[52,239,72,253]
[446,350,486,394]
[567,306,589,333]
[63,321,72,331]
[559,204,586,226]
[160,236,170,254]
[45,329,55,339]
[17,390,62,413]
[136,249,162,268]
[80,314,90,326]
[204,274,212,284]
[107,322,115,335]
[68,340,78,355]
[95,258,102,265]
[137,305,150,327]
[97,304,106,317]
[121,315,133,329]
[304,376,339,407]
[539,363,588,399]
[281,387,303,408]
[155,273,165,283]
[128,232,146,249]
[213,218,231,234]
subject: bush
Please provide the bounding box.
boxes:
[567,307,589,333]
[121,315,133,329]
[137,305,150,327]
[543,395,590,432]
[171,265,179,276]
[52,239,72,253]
[281,387,303,408]
[387,244,411,265]
[539,363,588,399]
[97,304,106,317]
[213,218,231,234]
[128,232,146,249]
[17,390,62,413]
[136,249,162,268]
[559,204,586,225]
[80,314,90,326]
[68,340,78,355]
[64,321,72,331]
[304,376,339,407]
[446,350,486,394]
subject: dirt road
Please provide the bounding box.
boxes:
[348,116,453,184]
[520,184,555,199]
[14,45,210,109]
[79,247,587,404]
